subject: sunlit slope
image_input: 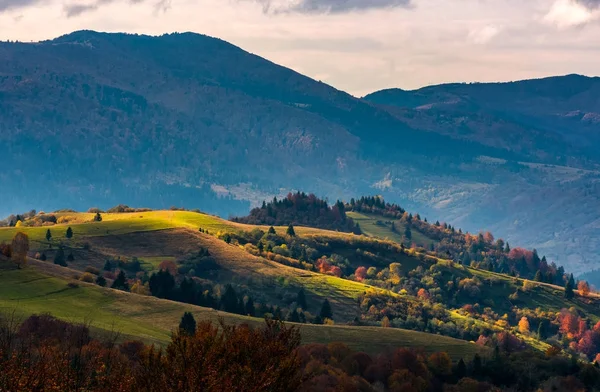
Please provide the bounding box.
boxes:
[0,261,483,359]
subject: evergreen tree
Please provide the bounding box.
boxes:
[391,222,397,232]
[111,270,129,291]
[286,224,296,237]
[565,274,575,299]
[103,260,112,271]
[65,227,73,239]
[504,242,511,253]
[319,299,333,320]
[472,354,483,376]
[287,308,300,323]
[245,297,255,317]
[53,247,67,267]
[297,288,307,310]
[220,285,239,313]
[67,252,74,262]
[268,226,276,235]
[40,252,47,261]
[455,358,467,379]
[537,320,546,340]
[95,275,107,287]
[148,270,175,299]
[45,229,52,242]
[257,242,264,253]
[534,270,543,282]
[179,312,196,336]
[93,212,103,222]
[404,226,412,241]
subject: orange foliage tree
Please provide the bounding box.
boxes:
[578,281,590,297]
[518,317,530,334]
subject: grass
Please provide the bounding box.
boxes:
[347,212,435,248]
[0,263,483,359]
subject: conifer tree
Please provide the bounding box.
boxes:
[66,227,73,239]
[286,224,296,237]
[534,270,543,282]
[564,273,575,299]
[297,288,307,310]
[268,226,276,235]
[46,229,52,242]
[93,212,103,222]
[319,299,333,320]
[111,270,129,291]
[179,312,196,336]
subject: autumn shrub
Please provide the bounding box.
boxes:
[80,272,96,283]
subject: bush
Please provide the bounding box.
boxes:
[67,282,80,288]
[85,266,100,275]
[79,273,95,283]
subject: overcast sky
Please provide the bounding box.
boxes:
[1,0,599,95]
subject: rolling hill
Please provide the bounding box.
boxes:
[1,30,599,276]
[2,208,600,362]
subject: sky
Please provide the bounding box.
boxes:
[1,0,600,95]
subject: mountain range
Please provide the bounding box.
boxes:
[1,30,599,274]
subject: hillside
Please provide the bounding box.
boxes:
[3,208,600,362]
[1,30,599,276]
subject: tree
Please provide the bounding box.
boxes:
[578,280,591,297]
[534,270,543,282]
[45,229,52,242]
[53,246,67,267]
[96,275,107,287]
[65,227,73,239]
[179,312,196,336]
[565,274,575,299]
[319,299,333,320]
[403,226,412,241]
[93,212,103,222]
[355,266,367,282]
[103,260,112,271]
[518,317,530,334]
[245,297,255,316]
[297,288,307,310]
[111,270,129,291]
[11,232,30,269]
[455,358,467,379]
[268,226,276,235]
[67,252,75,262]
[149,270,175,299]
[257,242,264,253]
[286,224,296,237]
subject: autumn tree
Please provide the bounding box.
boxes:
[11,232,29,269]
[355,266,367,282]
[179,312,197,336]
[518,317,530,334]
[578,280,590,297]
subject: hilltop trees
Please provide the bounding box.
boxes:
[11,232,29,269]
[233,192,360,233]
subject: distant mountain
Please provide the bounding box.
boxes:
[1,31,599,273]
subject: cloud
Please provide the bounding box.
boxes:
[253,0,413,14]
[544,0,600,27]
[468,24,501,44]
[63,0,147,17]
[0,0,42,12]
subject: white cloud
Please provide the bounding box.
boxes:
[468,24,501,44]
[544,0,600,28]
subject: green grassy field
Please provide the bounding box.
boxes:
[0,263,483,359]
[348,211,435,248]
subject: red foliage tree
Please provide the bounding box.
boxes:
[355,266,367,282]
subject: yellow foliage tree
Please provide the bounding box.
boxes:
[518,316,530,334]
[15,220,22,228]
[11,232,29,269]
[578,281,591,297]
